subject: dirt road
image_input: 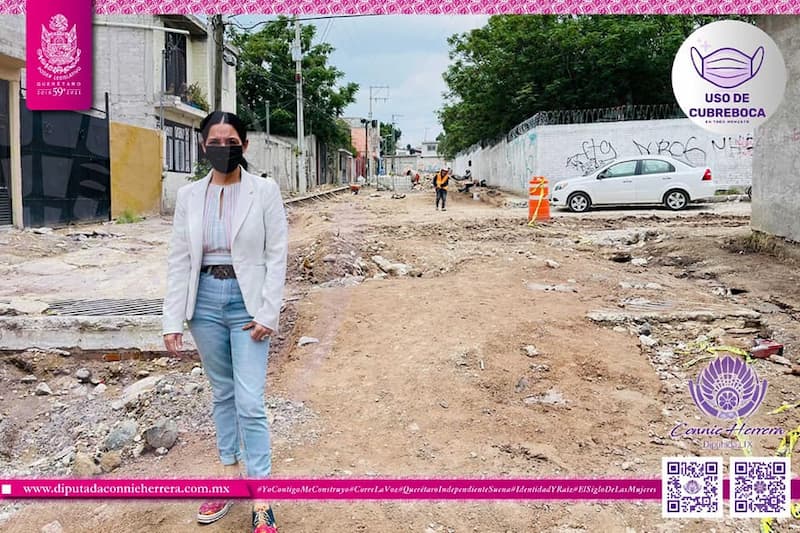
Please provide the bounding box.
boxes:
[1,189,798,532]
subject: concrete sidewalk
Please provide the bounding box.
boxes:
[0,217,181,353]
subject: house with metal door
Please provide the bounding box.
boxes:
[0,14,238,228]
[92,14,238,214]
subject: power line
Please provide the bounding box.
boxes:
[228,14,379,33]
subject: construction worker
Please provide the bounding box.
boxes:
[434,168,450,211]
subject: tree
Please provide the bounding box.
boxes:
[230,17,359,151]
[437,15,751,158]
[379,123,402,155]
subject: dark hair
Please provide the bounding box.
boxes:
[199,111,249,170]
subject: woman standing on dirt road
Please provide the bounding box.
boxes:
[162,110,288,533]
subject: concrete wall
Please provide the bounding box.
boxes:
[110,122,163,218]
[246,133,298,193]
[752,16,800,241]
[91,16,231,127]
[383,155,451,175]
[93,15,160,129]
[0,16,25,227]
[454,118,755,196]
[0,15,25,63]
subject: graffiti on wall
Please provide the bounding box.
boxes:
[459,119,758,194]
[505,133,538,191]
[711,135,754,157]
[565,138,618,175]
[632,136,707,166]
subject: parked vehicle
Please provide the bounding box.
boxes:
[549,156,717,212]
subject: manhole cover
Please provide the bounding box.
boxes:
[46,299,163,316]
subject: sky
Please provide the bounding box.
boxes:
[229,15,490,148]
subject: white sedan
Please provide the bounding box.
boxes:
[549,156,717,212]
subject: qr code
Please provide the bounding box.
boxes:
[662,456,724,518]
[730,457,791,518]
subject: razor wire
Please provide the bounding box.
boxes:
[456,103,685,157]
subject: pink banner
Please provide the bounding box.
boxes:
[0,479,662,500]
[25,0,93,110]
[0,478,797,500]
[2,0,800,15]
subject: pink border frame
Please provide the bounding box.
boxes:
[1,0,800,15]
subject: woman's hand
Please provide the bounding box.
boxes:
[243,321,274,342]
[164,333,183,357]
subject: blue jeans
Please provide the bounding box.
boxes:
[436,188,447,208]
[188,273,271,478]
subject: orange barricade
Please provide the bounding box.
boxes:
[528,176,550,222]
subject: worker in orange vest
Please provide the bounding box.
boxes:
[434,168,450,211]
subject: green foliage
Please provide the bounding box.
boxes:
[189,159,213,182]
[231,17,359,148]
[334,118,358,157]
[184,81,209,111]
[116,209,143,224]
[437,15,754,158]
[379,123,402,155]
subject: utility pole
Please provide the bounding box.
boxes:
[361,119,369,182]
[390,113,402,156]
[389,113,403,179]
[367,85,389,121]
[265,100,270,143]
[293,18,306,194]
[212,15,224,111]
[366,86,389,181]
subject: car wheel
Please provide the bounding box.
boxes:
[746,186,752,199]
[567,192,591,213]
[664,189,690,211]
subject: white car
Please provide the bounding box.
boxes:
[550,156,717,212]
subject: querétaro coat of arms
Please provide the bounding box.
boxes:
[36,14,81,77]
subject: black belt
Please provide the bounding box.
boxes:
[202,265,236,279]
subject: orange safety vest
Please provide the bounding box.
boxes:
[435,172,449,190]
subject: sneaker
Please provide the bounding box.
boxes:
[442,208,447,211]
[253,505,278,533]
[196,500,232,524]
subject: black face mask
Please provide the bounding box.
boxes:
[204,144,244,174]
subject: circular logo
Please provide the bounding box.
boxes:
[672,20,787,134]
[688,355,768,420]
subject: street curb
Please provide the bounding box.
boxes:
[697,195,750,204]
[0,315,196,352]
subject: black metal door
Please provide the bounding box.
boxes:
[0,80,12,225]
[20,96,110,227]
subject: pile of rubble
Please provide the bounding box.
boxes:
[0,354,318,479]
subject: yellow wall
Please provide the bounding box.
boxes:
[110,121,163,218]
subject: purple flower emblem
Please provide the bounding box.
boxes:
[684,479,701,494]
[688,355,767,420]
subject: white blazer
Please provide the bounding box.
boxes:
[162,168,289,335]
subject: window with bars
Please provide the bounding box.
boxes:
[165,120,192,173]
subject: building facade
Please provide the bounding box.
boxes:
[343,117,380,178]
[92,15,238,211]
[0,15,25,227]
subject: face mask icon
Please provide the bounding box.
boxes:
[691,46,765,89]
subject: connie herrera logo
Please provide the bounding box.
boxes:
[688,355,767,420]
[672,20,786,134]
[670,355,782,451]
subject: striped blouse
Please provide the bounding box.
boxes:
[202,182,241,266]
